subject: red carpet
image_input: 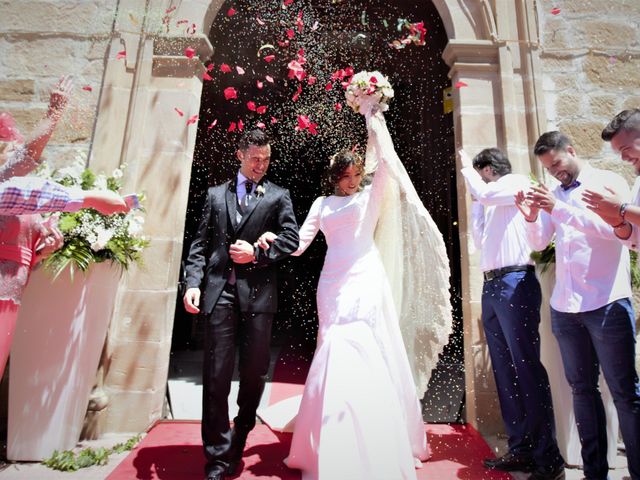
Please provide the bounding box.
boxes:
[107,421,510,479]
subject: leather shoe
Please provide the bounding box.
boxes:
[528,462,565,480]
[226,459,241,476]
[205,471,226,480]
[484,452,535,472]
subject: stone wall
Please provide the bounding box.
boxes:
[0,0,119,167]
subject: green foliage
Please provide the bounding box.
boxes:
[42,435,142,472]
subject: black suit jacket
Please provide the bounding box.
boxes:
[184,177,299,315]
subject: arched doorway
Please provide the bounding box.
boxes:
[170,0,463,422]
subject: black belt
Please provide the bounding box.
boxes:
[483,264,534,281]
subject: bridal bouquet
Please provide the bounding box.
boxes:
[37,154,149,277]
[345,71,394,115]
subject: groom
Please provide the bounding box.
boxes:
[183,129,299,480]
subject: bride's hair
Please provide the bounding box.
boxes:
[325,150,367,193]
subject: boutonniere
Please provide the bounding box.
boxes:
[256,185,266,196]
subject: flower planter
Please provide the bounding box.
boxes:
[7,262,120,461]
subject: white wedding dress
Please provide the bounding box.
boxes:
[259,108,453,480]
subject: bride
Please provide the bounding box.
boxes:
[259,72,453,479]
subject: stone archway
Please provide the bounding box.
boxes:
[85,0,546,438]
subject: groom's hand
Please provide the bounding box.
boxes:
[230,240,255,264]
[183,287,201,314]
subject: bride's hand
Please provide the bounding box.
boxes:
[257,231,278,250]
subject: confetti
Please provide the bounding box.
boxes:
[116,50,126,60]
[208,119,218,130]
[184,47,196,59]
[256,105,268,114]
[82,85,93,92]
[236,66,245,75]
[551,7,561,15]
[247,101,257,111]
[220,63,232,73]
[187,114,199,125]
[264,54,276,63]
[174,107,184,117]
[224,87,238,100]
[227,7,236,17]
[454,81,468,88]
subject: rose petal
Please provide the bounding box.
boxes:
[335,102,342,111]
[307,76,317,85]
[278,40,290,48]
[227,7,236,16]
[454,81,468,88]
[256,16,266,26]
[208,120,218,130]
[286,28,295,39]
[325,82,333,91]
[228,121,237,132]
[256,122,266,129]
[184,47,196,59]
[256,105,267,114]
[238,119,244,131]
[203,72,213,81]
[236,65,245,75]
[266,75,275,83]
[116,50,126,60]
[82,85,93,92]
[247,101,257,111]
[174,107,184,117]
[283,0,294,6]
[292,84,303,102]
[257,80,264,89]
[551,7,561,15]
[207,63,214,71]
[271,116,278,124]
[220,63,232,73]
[224,87,238,100]
[187,114,199,125]
[264,54,276,63]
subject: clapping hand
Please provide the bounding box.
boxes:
[515,190,540,222]
[525,184,556,214]
[256,231,278,250]
[582,187,623,226]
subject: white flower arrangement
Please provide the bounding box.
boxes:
[256,184,266,196]
[345,71,394,115]
[37,153,148,277]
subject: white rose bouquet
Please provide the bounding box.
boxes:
[37,154,149,277]
[345,71,394,115]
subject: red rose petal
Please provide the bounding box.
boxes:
[208,119,218,130]
[238,119,244,131]
[454,81,468,88]
[174,107,184,117]
[220,63,232,73]
[184,47,196,59]
[256,105,267,114]
[187,114,199,125]
[257,80,264,89]
[227,7,236,16]
[271,116,278,124]
[247,101,257,111]
[82,85,93,92]
[203,72,213,81]
[228,121,237,132]
[264,55,276,63]
[207,63,214,71]
[283,0,294,6]
[257,122,266,129]
[116,50,126,60]
[325,82,333,91]
[551,7,561,15]
[307,76,316,85]
[286,29,295,39]
[224,87,238,100]
[335,102,342,111]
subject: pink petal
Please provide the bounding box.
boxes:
[256,16,266,26]
[264,54,276,63]
[227,7,236,16]
[286,29,295,39]
[266,75,275,83]
[292,84,303,102]
[551,7,561,15]
[224,87,238,100]
[116,50,126,60]
[220,63,232,73]
[455,81,468,88]
[271,116,278,124]
[257,122,266,129]
[236,65,245,75]
[228,122,237,132]
[256,80,264,89]
[283,0,294,5]
[82,85,93,92]
[238,119,244,131]
[247,101,257,111]
[203,72,213,81]
[207,63,215,71]
[325,82,333,91]
[208,120,218,130]
[278,40,290,48]
[174,107,184,117]
[256,105,267,114]
[335,102,342,111]
[307,76,317,85]
[184,47,196,59]
[165,6,176,14]
[186,114,199,125]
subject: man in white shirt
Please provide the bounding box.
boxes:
[516,131,639,480]
[461,148,564,480]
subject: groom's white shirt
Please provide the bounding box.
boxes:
[461,167,533,273]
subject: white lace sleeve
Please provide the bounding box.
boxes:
[366,109,454,396]
[292,196,323,257]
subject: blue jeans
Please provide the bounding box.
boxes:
[552,298,640,480]
[482,269,563,468]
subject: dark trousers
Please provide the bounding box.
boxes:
[201,283,273,473]
[551,298,640,480]
[482,269,563,468]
